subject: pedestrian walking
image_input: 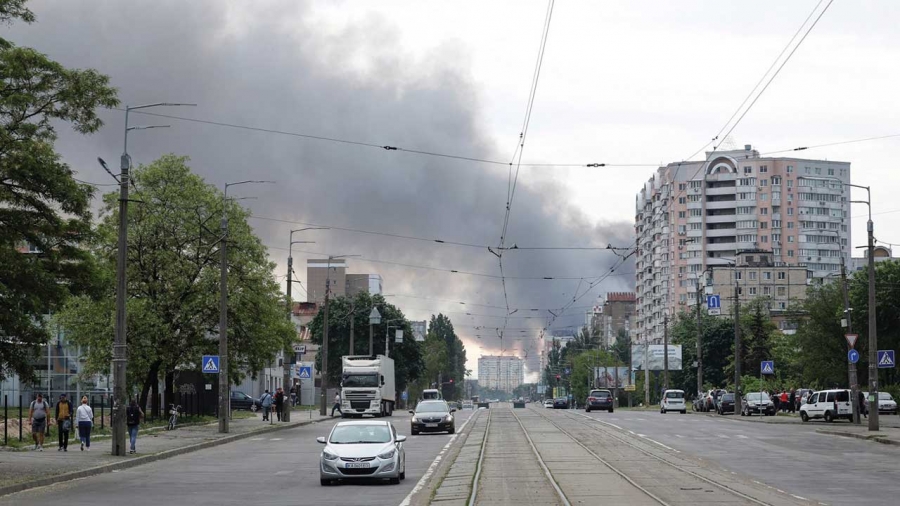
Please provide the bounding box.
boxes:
[859,390,868,419]
[126,399,144,454]
[260,390,273,421]
[76,396,94,451]
[331,391,343,417]
[780,391,789,412]
[789,388,797,414]
[290,385,297,407]
[275,388,285,421]
[55,394,74,452]
[772,392,780,412]
[28,393,50,451]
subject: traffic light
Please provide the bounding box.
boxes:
[556,374,560,381]
[450,379,454,384]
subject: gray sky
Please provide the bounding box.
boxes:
[11,1,900,378]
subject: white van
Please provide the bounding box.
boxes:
[660,389,687,414]
[800,389,852,422]
[422,389,442,400]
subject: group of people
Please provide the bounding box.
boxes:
[259,387,288,421]
[28,393,146,454]
[768,389,799,413]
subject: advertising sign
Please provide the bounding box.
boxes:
[411,321,427,342]
[631,345,683,371]
[593,367,631,388]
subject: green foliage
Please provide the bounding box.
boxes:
[669,309,737,394]
[0,3,118,381]
[57,155,293,406]
[307,293,423,394]
[849,260,900,386]
[428,314,466,399]
[570,349,614,402]
[793,281,853,388]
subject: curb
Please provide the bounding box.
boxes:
[815,429,900,446]
[0,417,329,498]
[686,410,799,424]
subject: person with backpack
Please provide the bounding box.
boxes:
[76,396,94,451]
[28,393,49,451]
[260,389,273,421]
[274,387,285,421]
[126,399,144,454]
[55,394,74,452]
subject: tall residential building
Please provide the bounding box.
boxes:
[478,355,525,394]
[596,292,635,348]
[634,145,851,344]
[306,259,347,304]
[346,274,383,297]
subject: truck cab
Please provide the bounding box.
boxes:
[422,389,442,400]
[340,355,396,417]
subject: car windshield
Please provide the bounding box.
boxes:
[747,393,770,402]
[879,392,894,400]
[342,374,379,388]
[665,391,684,399]
[329,424,391,444]
[415,401,449,414]
[722,393,734,401]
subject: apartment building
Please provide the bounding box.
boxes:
[346,273,383,297]
[709,249,809,323]
[307,259,383,304]
[596,292,635,348]
[478,355,525,394]
[635,145,851,344]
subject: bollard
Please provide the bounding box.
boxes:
[101,396,105,430]
[18,395,23,442]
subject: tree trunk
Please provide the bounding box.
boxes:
[151,364,160,418]
[138,360,161,417]
[164,369,175,412]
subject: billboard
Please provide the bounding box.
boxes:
[593,367,631,388]
[631,345,682,371]
[411,321,427,342]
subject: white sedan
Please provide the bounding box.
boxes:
[318,420,406,486]
[543,399,554,408]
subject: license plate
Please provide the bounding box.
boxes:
[345,462,370,469]
[425,423,438,428]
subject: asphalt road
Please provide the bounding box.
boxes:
[575,407,900,506]
[0,409,475,506]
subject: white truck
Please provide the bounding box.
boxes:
[340,355,396,417]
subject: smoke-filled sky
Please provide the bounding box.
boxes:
[11,1,900,378]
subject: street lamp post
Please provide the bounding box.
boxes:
[219,179,273,433]
[110,102,194,456]
[283,228,324,422]
[319,255,359,416]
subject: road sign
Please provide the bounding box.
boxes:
[760,360,774,375]
[401,391,408,401]
[845,334,858,349]
[877,350,896,368]
[292,344,307,354]
[395,329,404,343]
[707,294,721,316]
[369,307,382,325]
[848,349,860,364]
[202,355,220,374]
[298,366,312,379]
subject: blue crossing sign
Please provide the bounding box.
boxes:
[298,366,312,379]
[760,361,774,375]
[202,355,220,374]
[848,349,860,364]
[877,350,896,369]
[707,294,721,315]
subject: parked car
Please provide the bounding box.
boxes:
[716,393,736,415]
[410,400,456,435]
[585,389,614,413]
[317,420,406,486]
[800,389,853,422]
[552,398,568,409]
[692,393,705,412]
[543,399,554,408]
[741,392,776,417]
[230,390,260,412]
[701,389,726,412]
[660,389,686,414]
[462,401,474,410]
[867,392,898,415]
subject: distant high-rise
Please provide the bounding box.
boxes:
[306,259,346,304]
[635,145,851,344]
[346,274,383,297]
[478,355,524,394]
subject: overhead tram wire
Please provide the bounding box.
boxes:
[761,133,900,156]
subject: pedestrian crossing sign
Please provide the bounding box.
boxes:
[298,366,312,379]
[760,361,774,375]
[202,355,220,374]
[877,350,895,369]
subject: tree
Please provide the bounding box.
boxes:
[308,293,423,396]
[670,310,736,393]
[792,282,848,388]
[0,2,118,382]
[429,314,466,399]
[570,349,614,402]
[57,155,294,411]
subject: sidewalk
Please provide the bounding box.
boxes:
[688,409,900,428]
[815,422,900,447]
[0,410,330,496]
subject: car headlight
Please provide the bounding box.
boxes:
[323,451,338,461]
[378,449,395,460]
[411,417,420,422]
[443,415,453,422]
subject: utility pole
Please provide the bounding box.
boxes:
[663,314,669,391]
[349,302,355,356]
[841,259,860,424]
[867,213,879,431]
[284,227,322,423]
[733,280,742,418]
[643,336,650,407]
[695,279,703,398]
[320,276,331,416]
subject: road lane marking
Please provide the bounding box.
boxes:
[675,434,685,438]
[398,410,478,506]
[717,434,729,439]
[736,435,749,439]
[791,495,808,500]
[270,438,283,441]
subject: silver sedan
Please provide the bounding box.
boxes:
[317,420,407,486]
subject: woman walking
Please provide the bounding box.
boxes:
[126,399,144,454]
[76,396,94,451]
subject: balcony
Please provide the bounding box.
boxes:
[706,200,738,210]
[706,228,736,238]
[706,186,737,197]
[706,214,738,224]
[706,242,737,252]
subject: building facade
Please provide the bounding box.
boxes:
[596,292,635,348]
[850,245,894,273]
[306,259,347,304]
[635,145,851,344]
[478,355,525,394]
[346,274,383,297]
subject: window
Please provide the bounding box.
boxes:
[737,220,758,229]
[763,286,771,296]
[788,236,794,243]
[678,211,686,218]
[744,166,752,174]
[778,271,786,280]
[749,272,757,280]
[688,194,701,202]
[735,271,742,280]
[828,168,834,176]
[678,225,686,233]
[689,222,702,230]
[787,180,793,188]
[815,167,821,175]
[760,179,768,187]
[764,272,772,280]
[772,176,781,185]
[760,207,768,215]
[772,220,781,227]
[804,167,811,174]
[749,287,758,295]
[760,193,768,201]
[777,287,786,296]
[679,183,687,191]
[737,234,757,242]
[760,165,768,173]
[760,222,768,229]
[760,235,768,243]
[787,207,794,216]
[787,221,794,228]
[690,208,702,217]
[737,206,755,215]
[788,250,794,257]
[678,197,686,204]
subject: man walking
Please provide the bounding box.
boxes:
[55,394,74,452]
[331,391,343,417]
[28,393,49,451]
[274,387,285,421]
[290,385,297,407]
[126,399,144,454]
[260,389,273,421]
[788,388,797,414]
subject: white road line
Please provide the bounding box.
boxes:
[636,418,647,421]
[736,435,749,439]
[675,434,685,438]
[270,438,283,441]
[628,430,635,435]
[791,495,808,501]
[397,411,477,506]
[250,438,264,441]
[717,434,729,439]
[642,436,680,452]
